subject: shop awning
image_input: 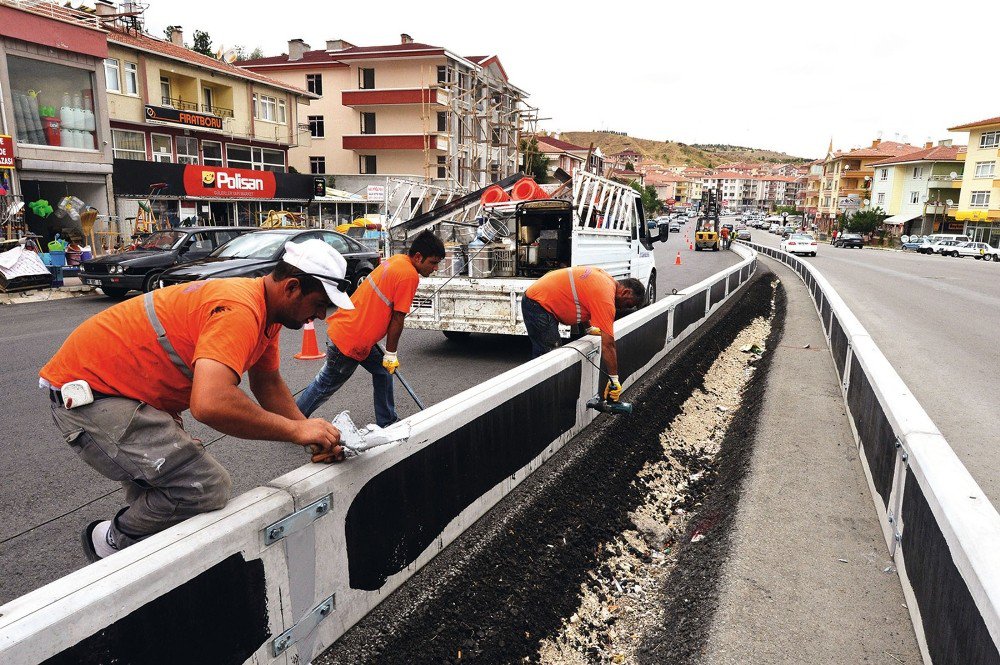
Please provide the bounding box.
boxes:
[883,212,922,226]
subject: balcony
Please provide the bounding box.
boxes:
[160,96,198,111]
[343,134,443,151]
[342,88,443,107]
[201,104,233,118]
[928,174,962,188]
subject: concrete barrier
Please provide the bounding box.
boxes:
[0,247,757,664]
[744,241,1000,664]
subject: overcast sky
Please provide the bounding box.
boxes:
[143,0,998,160]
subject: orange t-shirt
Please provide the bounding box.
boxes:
[328,254,420,361]
[524,266,617,335]
[41,278,281,415]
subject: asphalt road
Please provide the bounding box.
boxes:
[0,217,738,604]
[747,225,1000,507]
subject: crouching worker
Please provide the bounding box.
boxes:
[40,239,354,561]
[521,266,644,401]
[297,230,445,425]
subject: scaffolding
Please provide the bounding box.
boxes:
[420,59,538,194]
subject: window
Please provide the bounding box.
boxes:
[176,136,198,165]
[437,155,447,178]
[278,99,286,124]
[310,156,326,174]
[359,68,375,89]
[104,58,121,92]
[319,231,351,254]
[151,134,172,162]
[437,111,447,132]
[970,191,991,208]
[979,131,1000,149]
[360,155,377,174]
[124,62,138,95]
[160,77,171,105]
[308,115,325,138]
[255,94,277,121]
[226,145,252,169]
[7,55,98,148]
[361,112,376,135]
[912,167,923,179]
[306,73,323,96]
[225,145,285,172]
[437,65,448,84]
[975,161,996,178]
[909,191,920,204]
[202,140,223,166]
[203,87,214,112]
[112,129,146,160]
[879,168,888,181]
[876,192,886,206]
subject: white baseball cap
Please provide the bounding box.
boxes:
[282,239,355,310]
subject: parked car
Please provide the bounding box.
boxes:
[833,233,864,249]
[158,228,380,292]
[928,239,962,255]
[669,221,682,233]
[781,233,818,256]
[736,228,752,241]
[769,223,783,234]
[901,236,930,251]
[918,234,971,253]
[947,241,999,260]
[80,226,257,299]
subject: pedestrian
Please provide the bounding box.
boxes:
[41,239,353,561]
[297,230,445,426]
[720,225,731,249]
[521,266,645,403]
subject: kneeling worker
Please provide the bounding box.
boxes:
[41,240,353,561]
[297,230,445,425]
[521,266,645,401]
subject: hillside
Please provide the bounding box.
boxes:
[558,132,814,168]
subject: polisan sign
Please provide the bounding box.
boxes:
[182,165,277,199]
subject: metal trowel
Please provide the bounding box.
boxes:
[329,410,410,457]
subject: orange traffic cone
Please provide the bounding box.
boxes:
[689,242,694,250]
[294,321,325,360]
[675,251,682,265]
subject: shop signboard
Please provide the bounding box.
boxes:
[366,185,386,201]
[183,165,277,199]
[145,105,224,131]
[0,135,15,168]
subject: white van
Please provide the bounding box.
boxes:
[919,234,970,254]
[386,170,666,338]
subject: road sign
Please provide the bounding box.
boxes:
[666,198,676,205]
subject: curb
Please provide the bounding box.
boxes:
[0,285,96,305]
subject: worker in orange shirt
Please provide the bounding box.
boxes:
[41,239,353,561]
[522,266,645,402]
[297,230,445,425]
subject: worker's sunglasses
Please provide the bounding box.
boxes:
[298,271,352,293]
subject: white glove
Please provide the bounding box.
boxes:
[382,351,399,374]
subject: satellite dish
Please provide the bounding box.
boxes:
[863,199,871,206]
[946,199,954,206]
[221,48,239,64]
[901,235,910,243]
[950,171,958,180]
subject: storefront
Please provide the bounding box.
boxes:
[1,5,114,245]
[111,159,314,234]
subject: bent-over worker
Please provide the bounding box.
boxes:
[41,239,353,561]
[297,230,445,425]
[521,266,644,402]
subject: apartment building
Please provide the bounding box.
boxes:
[800,159,824,218]
[1,1,113,241]
[867,142,963,236]
[948,115,1000,245]
[816,139,920,232]
[534,134,602,179]
[242,36,532,194]
[97,6,317,228]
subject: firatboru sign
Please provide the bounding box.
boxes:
[0,135,15,168]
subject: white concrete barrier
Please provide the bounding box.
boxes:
[0,247,758,664]
[744,241,1000,664]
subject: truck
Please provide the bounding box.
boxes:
[381,169,668,338]
[694,185,722,251]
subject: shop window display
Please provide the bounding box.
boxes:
[8,55,97,150]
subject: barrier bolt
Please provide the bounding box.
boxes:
[269,526,284,540]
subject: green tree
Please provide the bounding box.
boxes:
[519,137,550,183]
[630,181,662,217]
[191,30,214,57]
[233,45,265,62]
[625,161,635,171]
[774,205,798,216]
[845,207,887,234]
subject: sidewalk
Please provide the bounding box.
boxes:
[703,257,921,663]
[0,277,95,305]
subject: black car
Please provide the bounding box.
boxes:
[158,228,380,292]
[833,233,864,248]
[80,227,257,299]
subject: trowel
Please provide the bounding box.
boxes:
[308,410,410,459]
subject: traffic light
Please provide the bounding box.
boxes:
[313,177,326,197]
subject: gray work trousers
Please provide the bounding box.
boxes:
[50,396,232,548]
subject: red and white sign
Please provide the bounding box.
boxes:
[366,185,386,201]
[666,198,676,205]
[0,135,15,168]
[182,165,276,199]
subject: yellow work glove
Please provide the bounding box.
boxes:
[382,351,399,374]
[603,375,622,402]
[587,326,602,336]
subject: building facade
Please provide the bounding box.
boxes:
[867,143,962,236]
[948,115,1000,245]
[243,36,532,193]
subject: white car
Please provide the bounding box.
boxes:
[929,239,962,255]
[781,233,818,256]
[769,223,783,234]
[948,241,1000,261]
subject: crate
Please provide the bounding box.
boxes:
[491,247,515,277]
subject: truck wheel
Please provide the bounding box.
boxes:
[645,273,656,306]
[443,331,472,342]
